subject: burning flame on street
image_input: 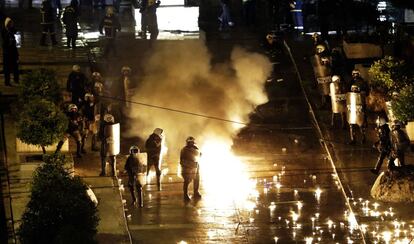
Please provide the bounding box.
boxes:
[198,139,258,209]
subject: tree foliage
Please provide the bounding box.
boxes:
[19,68,62,105]
[392,84,414,122]
[369,56,414,94]
[389,0,414,10]
[16,99,68,148]
[17,153,99,244]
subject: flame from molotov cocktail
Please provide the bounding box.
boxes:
[199,139,258,210]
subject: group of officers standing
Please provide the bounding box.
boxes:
[59,64,202,207]
[311,33,411,175]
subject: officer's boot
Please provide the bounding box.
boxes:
[110,156,117,177]
[156,170,161,191]
[193,175,201,199]
[341,113,346,129]
[137,187,143,208]
[76,141,82,158]
[55,140,64,154]
[361,126,366,144]
[183,179,190,201]
[51,34,58,46]
[348,125,356,145]
[81,136,87,153]
[91,134,99,151]
[100,158,106,176]
[331,113,335,127]
[129,186,136,205]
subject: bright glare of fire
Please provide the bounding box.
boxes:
[199,139,258,209]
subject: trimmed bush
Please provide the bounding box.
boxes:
[16,99,68,152]
[392,84,414,122]
[19,68,62,105]
[17,154,99,244]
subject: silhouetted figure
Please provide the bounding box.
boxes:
[2,17,19,86]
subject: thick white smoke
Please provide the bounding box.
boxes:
[126,40,272,161]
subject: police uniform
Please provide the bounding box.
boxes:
[346,85,366,144]
[40,0,57,46]
[56,104,84,158]
[67,66,87,106]
[180,137,202,201]
[389,122,410,168]
[371,119,391,174]
[329,75,346,128]
[99,8,121,57]
[145,129,163,190]
[99,114,119,176]
[124,146,147,207]
[81,93,100,151]
[140,0,160,40]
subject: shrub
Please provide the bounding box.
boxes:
[369,56,414,94]
[19,68,62,105]
[392,84,414,122]
[16,99,67,152]
[17,153,99,244]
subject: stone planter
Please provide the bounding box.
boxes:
[406,121,414,142]
[343,40,383,59]
[16,138,68,153]
[371,166,414,202]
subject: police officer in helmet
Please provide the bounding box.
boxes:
[99,112,117,176]
[370,116,391,175]
[145,128,164,191]
[180,136,202,201]
[124,145,147,207]
[56,103,84,158]
[389,120,410,168]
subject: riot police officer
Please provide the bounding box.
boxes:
[124,145,147,207]
[99,7,121,58]
[40,0,58,46]
[67,65,87,106]
[389,120,410,168]
[145,128,164,191]
[348,69,368,93]
[346,85,366,145]
[99,113,120,176]
[56,104,84,158]
[330,75,347,128]
[81,93,100,151]
[180,136,202,201]
[90,72,104,96]
[370,117,391,175]
[312,44,332,108]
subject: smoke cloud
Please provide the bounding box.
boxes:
[126,40,272,161]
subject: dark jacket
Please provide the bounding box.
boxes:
[375,124,391,152]
[66,111,83,133]
[40,0,55,25]
[145,133,162,164]
[125,154,146,176]
[99,14,121,39]
[1,25,18,61]
[62,5,79,35]
[180,144,201,168]
[67,71,87,103]
[141,0,160,13]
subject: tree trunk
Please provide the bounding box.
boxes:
[41,146,46,154]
